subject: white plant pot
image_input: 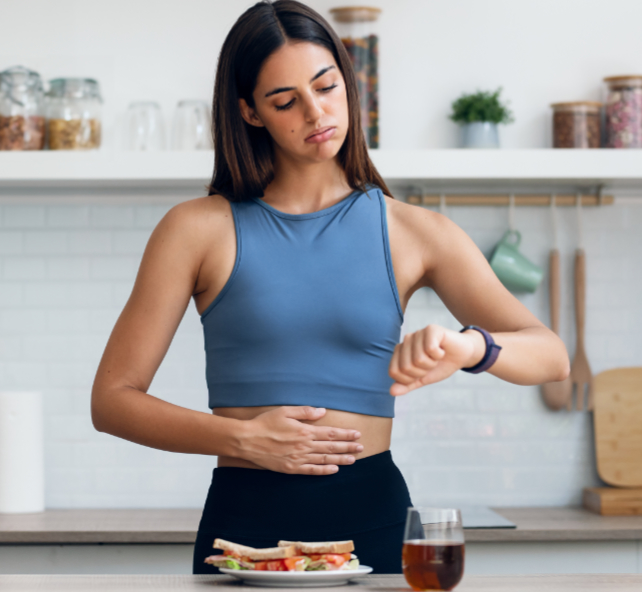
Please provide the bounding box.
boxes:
[462,121,500,148]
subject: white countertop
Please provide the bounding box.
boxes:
[1,573,642,591]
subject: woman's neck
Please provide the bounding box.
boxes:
[262,160,352,214]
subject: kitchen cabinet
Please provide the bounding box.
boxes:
[1,507,641,575]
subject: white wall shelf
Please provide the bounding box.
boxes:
[1,149,642,199]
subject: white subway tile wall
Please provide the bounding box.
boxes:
[0,199,640,509]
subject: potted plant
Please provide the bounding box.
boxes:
[449,87,514,148]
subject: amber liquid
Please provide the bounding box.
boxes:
[402,540,465,591]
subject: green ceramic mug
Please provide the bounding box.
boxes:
[489,230,543,293]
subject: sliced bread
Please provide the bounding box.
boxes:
[213,538,297,559]
[277,540,355,554]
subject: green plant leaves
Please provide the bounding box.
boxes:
[449,87,514,124]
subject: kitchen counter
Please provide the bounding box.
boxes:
[1,573,642,591]
[1,506,641,544]
[2,507,641,576]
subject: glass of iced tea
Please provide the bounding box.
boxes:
[402,507,465,591]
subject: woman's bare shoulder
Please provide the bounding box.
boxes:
[161,193,232,231]
[382,193,450,245]
[382,192,479,286]
[150,194,233,252]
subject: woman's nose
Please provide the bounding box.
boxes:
[303,92,324,121]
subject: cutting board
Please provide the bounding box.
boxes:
[583,487,642,515]
[593,367,642,487]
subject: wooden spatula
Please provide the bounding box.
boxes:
[541,248,573,410]
[569,248,594,410]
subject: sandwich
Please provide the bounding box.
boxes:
[278,540,359,571]
[204,537,359,571]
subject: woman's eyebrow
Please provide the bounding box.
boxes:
[264,65,336,98]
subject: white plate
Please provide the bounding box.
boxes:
[218,565,373,588]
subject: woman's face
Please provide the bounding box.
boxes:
[239,41,349,163]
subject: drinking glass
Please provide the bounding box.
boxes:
[125,101,166,151]
[171,99,213,150]
[402,507,465,591]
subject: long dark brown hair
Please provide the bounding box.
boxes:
[208,0,392,202]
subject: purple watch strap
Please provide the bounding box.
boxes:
[459,325,502,374]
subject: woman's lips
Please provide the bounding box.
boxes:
[305,127,336,143]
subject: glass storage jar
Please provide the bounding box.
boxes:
[550,101,602,148]
[46,78,102,150]
[0,65,46,150]
[603,75,642,148]
[329,6,381,148]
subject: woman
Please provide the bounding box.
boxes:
[90,0,570,575]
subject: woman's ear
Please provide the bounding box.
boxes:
[238,98,265,128]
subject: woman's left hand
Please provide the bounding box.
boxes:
[388,324,484,396]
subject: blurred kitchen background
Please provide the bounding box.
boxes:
[0,0,640,515]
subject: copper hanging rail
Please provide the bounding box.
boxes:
[406,186,613,207]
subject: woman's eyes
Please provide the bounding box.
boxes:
[275,84,338,111]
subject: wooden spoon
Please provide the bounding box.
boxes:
[541,248,573,410]
[569,248,594,410]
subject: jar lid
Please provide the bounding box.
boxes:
[47,78,102,101]
[329,6,382,22]
[603,75,642,88]
[550,101,603,112]
[0,65,44,93]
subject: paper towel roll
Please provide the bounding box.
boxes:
[0,391,44,513]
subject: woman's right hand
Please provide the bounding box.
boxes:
[238,406,363,475]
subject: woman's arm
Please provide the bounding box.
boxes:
[388,208,570,395]
[91,197,360,474]
[91,199,242,455]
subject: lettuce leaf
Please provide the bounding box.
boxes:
[205,556,254,570]
[340,558,360,570]
[306,561,329,571]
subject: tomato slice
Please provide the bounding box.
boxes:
[266,560,286,571]
[324,554,346,566]
[254,561,268,571]
[282,556,307,571]
[304,553,350,566]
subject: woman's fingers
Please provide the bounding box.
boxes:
[411,330,439,371]
[424,327,446,362]
[391,327,446,386]
[394,335,418,383]
[389,325,456,395]
[391,377,424,396]
[310,426,361,442]
[305,453,356,466]
[398,334,416,379]
[310,440,363,454]
[296,463,340,475]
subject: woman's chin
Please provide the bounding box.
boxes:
[304,140,343,160]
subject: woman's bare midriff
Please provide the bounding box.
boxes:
[213,406,392,469]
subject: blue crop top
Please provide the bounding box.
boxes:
[200,184,404,418]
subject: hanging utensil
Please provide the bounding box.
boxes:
[541,194,573,410]
[569,192,594,411]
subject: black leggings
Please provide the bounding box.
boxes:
[192,450,413,574]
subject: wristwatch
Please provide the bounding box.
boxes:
[459,325,502,374]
